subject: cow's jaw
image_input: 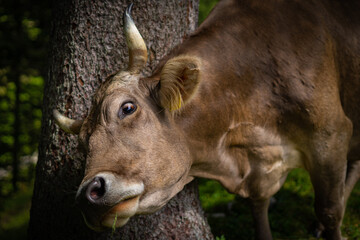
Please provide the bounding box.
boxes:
[100,195,141,228]
[76,168,193,230]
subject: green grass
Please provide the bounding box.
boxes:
[199,168,360,240]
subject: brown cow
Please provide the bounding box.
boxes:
[54,1,360,239]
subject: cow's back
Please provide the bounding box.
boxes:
[179,0,360,137]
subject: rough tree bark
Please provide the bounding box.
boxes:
[28,0,214,239]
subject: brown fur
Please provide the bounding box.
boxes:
[59,0,360,239]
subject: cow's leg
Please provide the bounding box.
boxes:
[313,159,360,239]
[308,120,352,240]
[250,198,272,240]
[310,167,346,240]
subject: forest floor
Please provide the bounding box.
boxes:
[0,169,359,240]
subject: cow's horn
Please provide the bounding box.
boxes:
[53,109,83,135]
[123,3,147,74]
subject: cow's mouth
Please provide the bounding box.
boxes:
[100,195,141,228]
[76,172,145,231]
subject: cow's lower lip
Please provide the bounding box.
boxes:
[101,195,141,228]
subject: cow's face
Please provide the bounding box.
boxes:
[75,67,199,230]
[53,5,201,231]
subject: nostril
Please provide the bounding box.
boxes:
[86,176,106,202]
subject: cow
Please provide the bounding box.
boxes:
[53,0,360,239]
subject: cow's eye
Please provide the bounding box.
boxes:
[119,102,137,118]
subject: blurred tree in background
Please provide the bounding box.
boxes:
[0,0,50,195]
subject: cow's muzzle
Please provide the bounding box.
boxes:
[75,172,144,231]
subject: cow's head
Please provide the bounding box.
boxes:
[54,4,200,231]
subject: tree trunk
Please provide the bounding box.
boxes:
[28,0,213,239]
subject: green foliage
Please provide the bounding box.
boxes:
[342,179,360,238]
[198,178,235,211]
[0,182,33,240]
[0,0,50,194]
[199,0,219,23]
[215,235,226,240]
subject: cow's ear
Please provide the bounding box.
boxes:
[158,56,200,112]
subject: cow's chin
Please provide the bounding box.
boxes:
[100,195,141,228]
[87,191,171,231]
